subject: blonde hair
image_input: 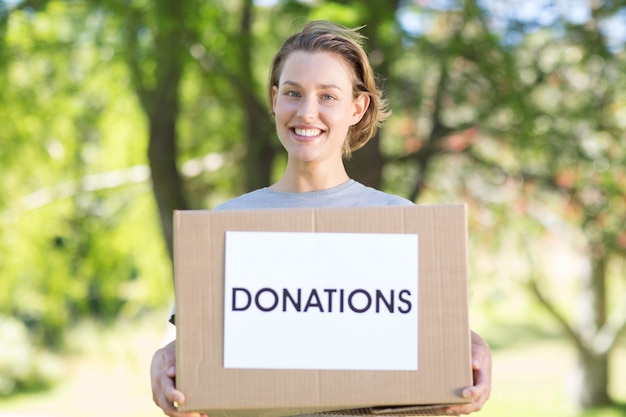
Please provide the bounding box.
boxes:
[268,21,390,158]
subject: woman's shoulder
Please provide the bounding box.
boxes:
[213,188,275,211]
[345,181,415,207]
[212,180,415,210]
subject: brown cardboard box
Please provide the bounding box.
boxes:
[174,205,472,417]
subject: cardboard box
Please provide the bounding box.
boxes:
[174,205,472,417]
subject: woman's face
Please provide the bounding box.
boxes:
[272,51,368,166]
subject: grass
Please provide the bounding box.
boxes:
[0,310,172,417]
[0,310,625,417]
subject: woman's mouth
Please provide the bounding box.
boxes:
[293,127,323,137]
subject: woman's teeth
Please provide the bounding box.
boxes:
[294,128,321,137]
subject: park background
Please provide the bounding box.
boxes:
[1,0,625,416]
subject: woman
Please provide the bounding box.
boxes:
[151,21,491,417]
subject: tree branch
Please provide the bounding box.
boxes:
[526,275,590,355]
[122,7,152,111]
[407,57,454,201]
[593,307,626,355]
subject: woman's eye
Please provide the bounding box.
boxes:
[321,94,335,100]
[286,91,300,97]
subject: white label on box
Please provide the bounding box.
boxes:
[223,231,419,371]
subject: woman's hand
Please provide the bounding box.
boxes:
[151,332,491,416]
[151,340,208,417]
[444,331,492,415]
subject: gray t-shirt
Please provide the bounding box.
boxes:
[169,180,413,323]
[214,180,414,210]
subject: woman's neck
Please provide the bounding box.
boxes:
[270,160,350,193]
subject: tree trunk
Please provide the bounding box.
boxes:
[572,252,612,408]
[238,0,276,191]
[143,0,190,261]
[344,0,398,190]
[527,247,615,409]
[572,350,611,408]
[345,134,383,188]
[147,109,188,262]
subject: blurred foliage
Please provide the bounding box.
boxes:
[0,1,172,350]
[1,0,625,408]
[0,314,63,397]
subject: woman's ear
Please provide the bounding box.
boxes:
[351,94,370,125]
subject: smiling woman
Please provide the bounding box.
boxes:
[149,20,493,417]
[270,51,368,181]
[271,29,389,154]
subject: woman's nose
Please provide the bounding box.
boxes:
[296,96,317,120]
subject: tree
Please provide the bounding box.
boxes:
[471,3,626,408]
[388,0,626,409]
[112,0,284,258]
[234,0,278,192]
[116,0,192,261]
